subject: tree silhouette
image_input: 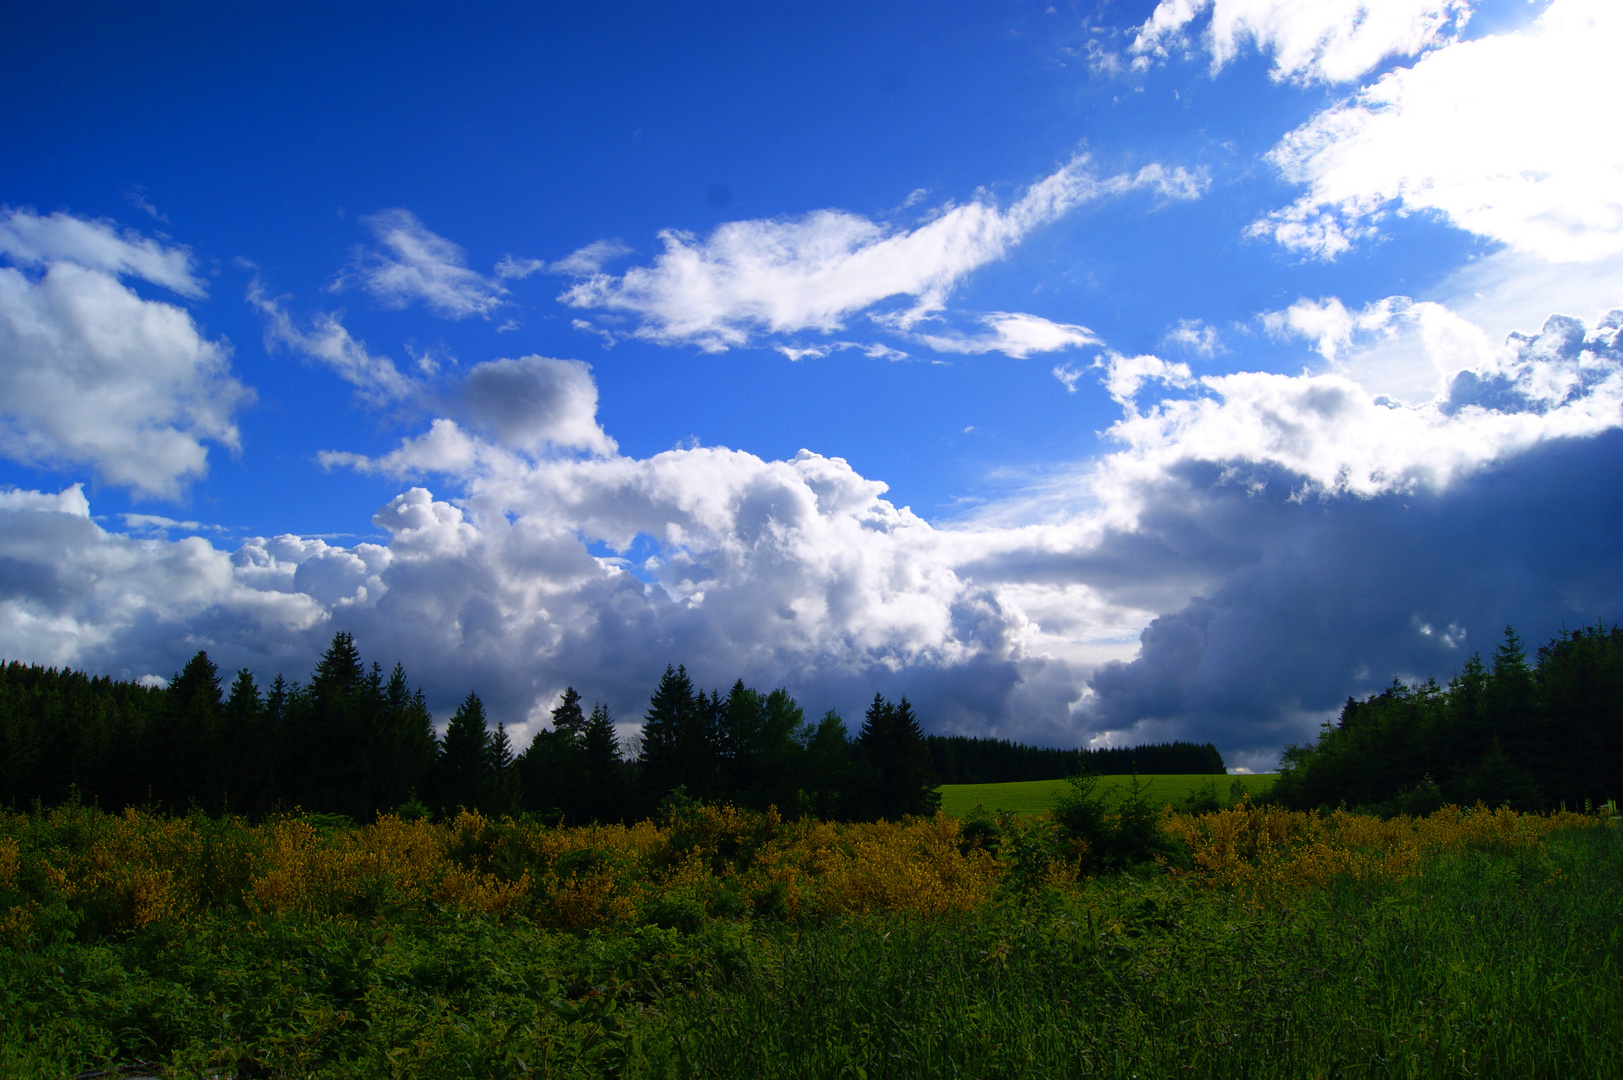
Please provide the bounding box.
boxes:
[436,691,493,815]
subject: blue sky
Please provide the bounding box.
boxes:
[3,0,1621,769]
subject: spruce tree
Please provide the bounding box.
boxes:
[487,721,518,815]
[288,631,370,816]
[639,665,698,800]
[223,668,265,816]
[373,663,437,815]
[802,709,854,820]
[437,691,492,815]
[581,702,625,822]
[154,651,224,813]
[552,687,587,740]
[856,693,939,820]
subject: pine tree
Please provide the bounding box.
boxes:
[436,691,492,815]
[372,663,437,815]
[487,721,518,815]
[551,687,587,741]
[153,651,224,812]
[802,709,854,820]
[581,702,625,822]
[640,665,710,801]
[856,693,939,820]
[222,668,265,815]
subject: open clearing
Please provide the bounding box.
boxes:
[938,773,1277,818]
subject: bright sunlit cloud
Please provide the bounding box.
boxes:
[1131,0,1474,83]
[562,158,1205,351]
[1256,0,1623,261]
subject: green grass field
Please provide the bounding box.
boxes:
[938,773,1277,818]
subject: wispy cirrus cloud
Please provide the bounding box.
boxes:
[561,158,1205,351]
[920,312,1100,359]
[1165,318,1221,356]
[338,208,509,318]
[248,277,418,406]
[773,341,909,362]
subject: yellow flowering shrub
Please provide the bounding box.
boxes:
[1162,799,1603,905]
[0,799,1604,935]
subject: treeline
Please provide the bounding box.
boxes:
[0,634,941,822]
[1274,624,1623,814]
[928,735,1224,784]
[0,636,438,821]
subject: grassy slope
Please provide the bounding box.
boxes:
[938,773,1277,818]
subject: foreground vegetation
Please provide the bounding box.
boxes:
[2,799,1617,1078]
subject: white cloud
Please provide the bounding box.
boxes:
[1052,363,1086,393]
[562,158,1205,351]
[1264,294,1495,401]
[0,214,250,499]
[460,355,616,456]
[1165,318,1221,356]
[540,240,635,278]
[125,187,168,224]
[6,307,1622,761]
[1131,0,1473,83]
[1098,351,1195,407]
[494,255,547,281]
[318,418,488,477]
[921,312,1100,358]
[773,341,910,362]
[1103,309,1623,501]
[0,207,205,297]
[1255,0,1623,261]
[248,278,418,406]
[339,208,507,318]
[122,513,207,533]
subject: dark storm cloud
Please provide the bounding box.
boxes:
[1086,431,1623,765]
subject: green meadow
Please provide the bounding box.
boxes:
[938,772,1277,818]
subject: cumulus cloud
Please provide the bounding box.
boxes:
[1084,428,1623,764]
[0,211,250,498]
[1104,312,1623,500]
[338,208,507,318]
[1255,0,1623,261]
[460,355,616,456]
[0,207,205,297]
[248,278,417,406]
[5,308,1621,764]
[1098,351,1196,408]
[920,312,1100,358]
[1131,0,1473,83]
[561,158,1205,351]
[1265,294,1497,402]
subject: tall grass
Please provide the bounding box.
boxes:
[0,802,1616,1078]
[665,825,1623,1078]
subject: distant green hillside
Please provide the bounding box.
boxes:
[938,773,1277,818]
